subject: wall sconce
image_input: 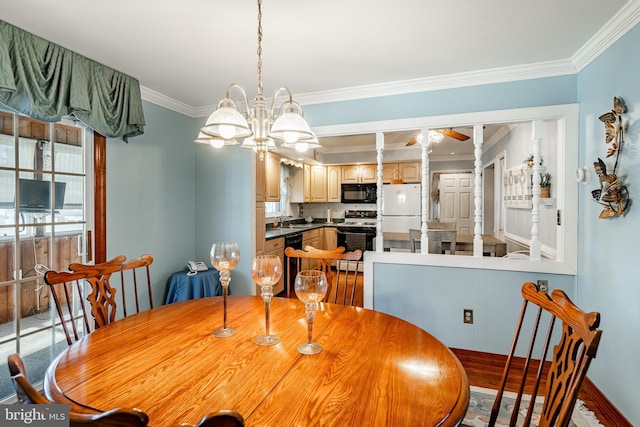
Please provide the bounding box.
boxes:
[591,97,630,219]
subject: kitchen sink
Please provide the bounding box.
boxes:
[287,224,312,229]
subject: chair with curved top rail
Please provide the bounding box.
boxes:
[119,254,154,316]
[464,282,602,427]
[44,255,126,344]
[7,353,149,426]
[285,246,362,306]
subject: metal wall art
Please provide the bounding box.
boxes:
[593,97,630,218]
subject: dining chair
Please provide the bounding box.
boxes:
[44,255,126,344]
[8,353,149,426]
[410,229,457,254]
[479,282,602,427]
[427,220,457,230]
[173,410,245,427]
[285,246,362,306]
[119,254,154,317]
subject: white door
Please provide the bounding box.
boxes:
[439,173,474,234]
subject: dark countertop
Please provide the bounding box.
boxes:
[265,222,338,240]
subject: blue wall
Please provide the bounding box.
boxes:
[576,22,640,424]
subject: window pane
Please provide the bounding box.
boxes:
[18,116,51,172]
[0,170,15,227]
[54,123,83,174]
[0,132,15,168]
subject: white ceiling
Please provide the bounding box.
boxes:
[0,0,635,159]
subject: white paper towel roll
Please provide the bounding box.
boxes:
[327,208,331,223]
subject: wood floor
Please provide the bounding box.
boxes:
[452,348,631,426]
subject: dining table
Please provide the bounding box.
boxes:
[44,295,470,427]
[382,232,507,257]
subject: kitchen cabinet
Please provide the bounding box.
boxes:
[256,203,265,256]
[303,164,311,202]
[324,227,337,250]
[309,165,327,202]
[265,152,280,202]
[256,152,266,202]
[342,164,377,183]
[382,162,421,183]
[260,237,285,295]
[327,166,341,202]
[302,228,323,270]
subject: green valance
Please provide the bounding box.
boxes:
[0,20,145,141]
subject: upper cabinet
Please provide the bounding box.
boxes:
[265,152,281,202]
[309,165,327,202]
[383,162,421,183]
[327,166,341,202]
[342,164,376,183]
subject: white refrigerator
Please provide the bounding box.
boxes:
[382,184,421,233]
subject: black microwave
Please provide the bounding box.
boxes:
[341,183,377,204]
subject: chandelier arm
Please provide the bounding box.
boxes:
[225,83,250,114]
[269,87,294,114]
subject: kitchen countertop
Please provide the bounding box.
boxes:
[265,223,338,240]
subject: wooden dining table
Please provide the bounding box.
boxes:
[44,296,469,427]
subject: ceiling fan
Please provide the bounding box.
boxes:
[405,129,470,146]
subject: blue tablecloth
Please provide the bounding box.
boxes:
[164,268,222,304]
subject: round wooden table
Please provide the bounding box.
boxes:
[44,296,469,426]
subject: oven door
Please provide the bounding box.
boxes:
[337,229,375,252]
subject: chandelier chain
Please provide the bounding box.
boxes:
[256,0,263,95]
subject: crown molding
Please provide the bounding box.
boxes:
[141,1,640,116]
[573,0,640,71]
[139,86,196,117]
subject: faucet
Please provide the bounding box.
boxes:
[279,215,292,227]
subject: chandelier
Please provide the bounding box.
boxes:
[195,0,320,160]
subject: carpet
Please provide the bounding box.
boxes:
[463,386,604,427]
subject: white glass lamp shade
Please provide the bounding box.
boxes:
[269,101,314,143]
[200,98,252,141]
[194,132,237,148]
[282,133,321,153]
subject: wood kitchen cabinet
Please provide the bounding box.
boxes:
[259,237,285,295]
[327,166,341,202]
[342,164,377,183]
[324,227,337,250]
[382,162,421,183]
[309,165,327,202]
[303,164,311,202]
[265,152,281,202]
[255,202,265,256]
[302,228,323,270]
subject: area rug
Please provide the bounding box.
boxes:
[462,386,604,427]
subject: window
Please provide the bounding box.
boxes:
[0,108,93,401]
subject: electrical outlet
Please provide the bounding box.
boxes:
[463,309,474,324]
[537,279,549,293]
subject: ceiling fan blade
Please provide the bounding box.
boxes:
[439,129,470,141]
[405,135,419,146]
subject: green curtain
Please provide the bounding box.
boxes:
[0,20,145,141]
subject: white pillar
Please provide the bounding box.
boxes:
[420,130,430,254]
[375,132,384,252]
[530,120,542,260]
[473,125,484,257]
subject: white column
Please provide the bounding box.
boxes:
[420,130,430,254]
[530,120,542,260]
[375,132,384,253]
[473,125,484,257]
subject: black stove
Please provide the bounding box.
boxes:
[337,210,377,251]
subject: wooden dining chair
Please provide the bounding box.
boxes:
[410,229,457,254]
[8,353,149,426]
[173,410,245,427]
[483,282,602,427]
[44,255,126,344]
[285,247,362,306]
[119,254,154,317]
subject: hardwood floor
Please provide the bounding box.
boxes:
[452,348,632,426]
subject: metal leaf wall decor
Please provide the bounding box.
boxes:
[592,97,630,218]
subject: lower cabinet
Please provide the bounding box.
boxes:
[260,237,285,295]
[324,227,337,250]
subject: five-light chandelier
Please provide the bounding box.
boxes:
[195,0,319,160]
